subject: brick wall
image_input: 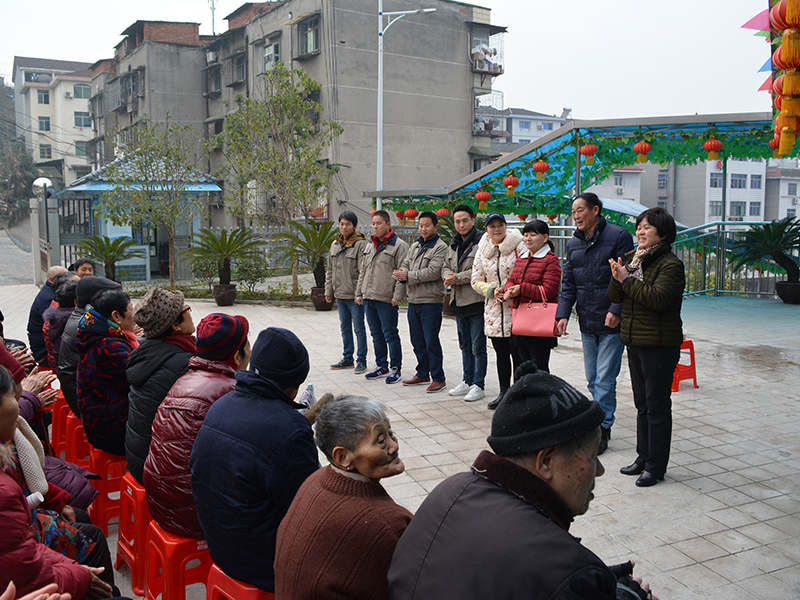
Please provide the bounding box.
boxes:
[226,3,277,30]
[142,22,201,47]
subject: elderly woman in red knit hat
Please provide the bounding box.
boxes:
[143,313,250,539]
[275,395,412,600]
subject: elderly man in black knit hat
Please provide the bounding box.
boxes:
[190,327,319,594]
[388,361,658,600]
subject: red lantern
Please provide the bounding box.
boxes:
[633,140,651,164]
[703,138,723,161]
[475,190,491,211]
[395,210,405,220]
[532,160,550,181]
[503,175,519,198]
[517,214,529,221]
[776,95,784,112]
[580,144,598,165]
[770,137,781,150]
[436,207,452,217]
[370,209,377,216]
[771,0,800,31]
[404,208,419,220]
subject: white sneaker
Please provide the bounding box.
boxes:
[448,381,470,396]
[464,385,485,402]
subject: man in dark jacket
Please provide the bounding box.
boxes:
[190,327,319,593]
[27,266,67,364]
[388,361,655,600]
[556,193,634,454]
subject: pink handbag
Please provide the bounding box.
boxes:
[511,285,558,337]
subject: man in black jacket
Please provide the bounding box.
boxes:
[389,361,656,600]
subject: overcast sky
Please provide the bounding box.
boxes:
[1,0,770,120]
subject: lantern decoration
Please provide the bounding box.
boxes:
[436,207,452,217]
[532,159,550,181]
[404,208,419,221]
[580,143,598,165]
[475,190,491,211]
[633,140,651,164]
[516,214,529,221]
[503,175,519,197]
[770,136,781,158]
[703,138,723,161]
[370,209,377,216]
[547,214,558,223]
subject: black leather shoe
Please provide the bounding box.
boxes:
[598,427,611,455]
[635,471,664,487]
[620,462,645,476]
[487,388,508,410]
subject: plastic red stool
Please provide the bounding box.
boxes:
[115,472,151,595]
[672,339,699,392]
[49,395,69,458]
[206,564,275,600]
[64,413,91,469]
[87,447,127,535]
[144,520,212,600]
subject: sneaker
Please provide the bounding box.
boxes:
[354,362,367,374]
[365,367,390,380]
[385,368,402,384]
[330,359,355,370]
[448,381,470,396]
[464,385,485,402]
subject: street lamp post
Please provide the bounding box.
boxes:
[376,0,435,210]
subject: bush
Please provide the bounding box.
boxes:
[233,255,270,292]
[190,257,218,292]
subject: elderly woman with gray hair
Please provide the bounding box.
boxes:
[275,395,412,600]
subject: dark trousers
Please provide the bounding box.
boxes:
[73,507,115,586]
[489,336,521,390]
[407,303,445,381]
[512,335,556,373]
[627,345,681,476]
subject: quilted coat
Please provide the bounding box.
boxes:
[76,306,134,456]
[504,248,562,308]
[471,228,525,338]
[143,357,237,538]
[43,305,73,375]
[58,307,85,416]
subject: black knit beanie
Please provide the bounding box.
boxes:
[488,361,604,456]
[249,327,309,390]
[76,276,122,309]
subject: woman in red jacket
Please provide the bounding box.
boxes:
[504,219,562,373]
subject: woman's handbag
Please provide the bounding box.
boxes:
[511,285,558,337]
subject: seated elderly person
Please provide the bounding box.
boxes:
[43,273,79,375]
[275,395,412,600]
[388,361,658,600]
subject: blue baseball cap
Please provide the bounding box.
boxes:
[485,212,506,225]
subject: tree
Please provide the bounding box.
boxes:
[0,142,40,208]
[101,116,209,288]
[75,235,146,280]
[272,220,338,290]
[180,227,263,285]
[731,217,800,283]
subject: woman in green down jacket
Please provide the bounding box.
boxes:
[608,207,684,489]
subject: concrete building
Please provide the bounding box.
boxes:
[477,106,569,145]
[765,159,800,221]
[585,166,642,205]
[12,57,95,188]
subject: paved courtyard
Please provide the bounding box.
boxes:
[1,283,799,599]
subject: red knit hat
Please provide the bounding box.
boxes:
[196,314,249,363]
[0,344,26,384]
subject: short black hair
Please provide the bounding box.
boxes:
[0,365,14,399]
[55,279,78,308]
[372,210,390,224]
[52,271,78,295]
[338,211,358,227]
[92,289,130,321]
[522,219,555,252]
[418,211,438,226]
[70,258,94,271]
[636,207,677,244]
[452,204,474,218]
[575,192,603,211]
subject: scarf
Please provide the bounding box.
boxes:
[161,333,197,354]
[626,241,663,283]
[336,230,366,248]
[371,229,396,250]
[14,417,48,497]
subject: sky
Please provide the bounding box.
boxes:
[1,0,771,120]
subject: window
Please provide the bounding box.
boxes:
[38,90,49,104]
[751,158,762,162]
[519,121,531,130]
[731,174,747,189]
[38,116,50,131]
[39,144,51,159]
[789,208,797,218]
[73,84,91,99]
[259,41,280,72]
[613,174,623,186]
[657,201,667,208]
[518,139,530,143]
[749,202,761,216]
[75,140,89,157]
[74,111,91,128]
[789,182,798,196]
[208,67,221,94]
[657,174,668,189]
[730,201,746,216]
[750,174,762,189]
[542,122,554,131]
[235,54,246,81]
[709,201,722,216]
[299,15,320,55]
[710,173,723,188]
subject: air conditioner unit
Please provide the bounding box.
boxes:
[206,51,217,63]
[616,187,624,195]
[64,91,73,98]
[793,197,800,205]
[536,123,543,130]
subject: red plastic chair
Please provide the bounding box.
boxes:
[144,520,212,600]
[206,564,275,600]
[87,447,127,535]
[49,394,69,458]
[64,413,91,470]
[115,472,152,595]
[672,339,699,392]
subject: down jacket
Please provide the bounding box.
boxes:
[505,248,562,308]
[471,228,525,338]
[608,242,684,348]
[143,357,237,538]
[0,470,92,599]
[58,307,85,416]
[555,216,634,334]
[43,305,73,375]
[125,337,192,483]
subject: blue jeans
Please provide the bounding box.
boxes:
[581,332,625,429]
[365,300,402,370]
[337,299,367,364]
[456,312,487,388]
[407,303,445,382]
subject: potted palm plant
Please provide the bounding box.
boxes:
[271,219,338,311]
[75,235,146,281]
[181,228,263,306]
[730,217,800,304]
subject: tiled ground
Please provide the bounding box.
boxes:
[1,284,798,599]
